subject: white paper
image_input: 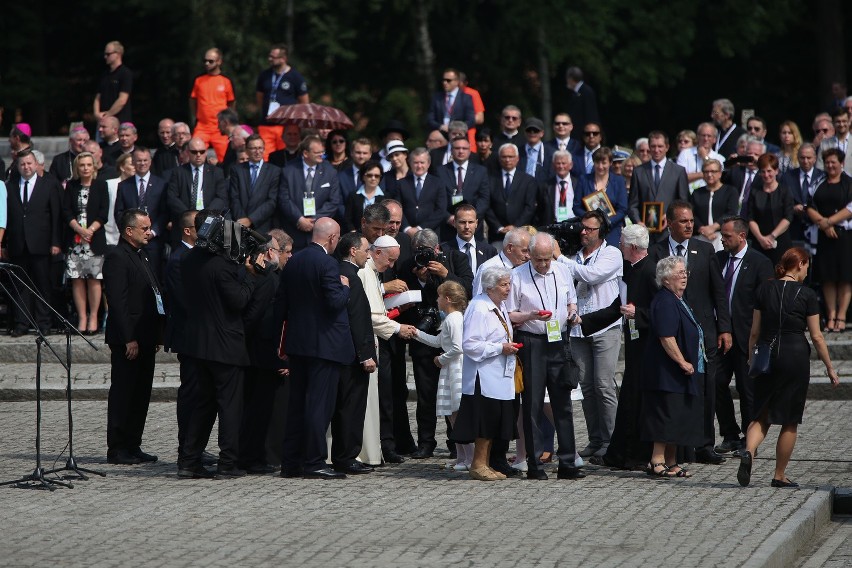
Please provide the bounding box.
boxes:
[619,279,628,305]
[384,290,422,310]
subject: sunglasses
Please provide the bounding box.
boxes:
[442,78,456,83]
[503,116,520,121]
[553,121,571,126]
[815,128,831,134]
[584,131,601,136]
[204,59,217,64]
[330,139,346,144]
[362,173,381,179]
[188,149,206,155]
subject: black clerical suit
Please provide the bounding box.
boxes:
[163,243,195,451]
[177,249,260,473]
[714,246,773,443]
[331,259,377,469]
[103,237,164,460]
[166,163,228,245]
[398,247,473,453]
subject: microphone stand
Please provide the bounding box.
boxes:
[0,266,73,490]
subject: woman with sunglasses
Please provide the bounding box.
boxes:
[325,129,349,170]
[344,160,387,232]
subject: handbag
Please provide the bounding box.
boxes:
[748,282,800,378]
[514,356,524,394]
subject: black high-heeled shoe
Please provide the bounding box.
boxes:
[737,450,752,487]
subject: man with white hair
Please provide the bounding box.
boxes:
[49,127,90,186]
[677,123,724,192]
[507,232,585,480]
[472,227,531,296]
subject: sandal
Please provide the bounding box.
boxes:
[538,451,553,464]
[824,318,836,333]
[646,462,674,478]
[666,463,692,478]
[836,319,846,333]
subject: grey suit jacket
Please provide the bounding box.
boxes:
[628,160,689,224]
[228,161,280,233]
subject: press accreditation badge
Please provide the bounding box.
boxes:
[155,291,165,316]
[628,318,639,340]
[267,101,280,116]
[303,197,317,216]
[546,319,561,342]
[557,206,570,221]
[452,195,464,205]
[504,354,516,378]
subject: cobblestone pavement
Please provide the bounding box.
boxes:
[1,399,850,568]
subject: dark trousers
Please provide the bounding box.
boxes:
[8,251,52,332]
[240,365,289,467]
[411,343,441,451]
[604,339,652,467]
[282,355,340,473]
[177,357,244,469]
[378,336,415,453]
[699,346,719,451]
[331,362,370,467]
[175,353,199,450]
[107,344,155,454]
[517,331,577,471]
[715,343,753,440]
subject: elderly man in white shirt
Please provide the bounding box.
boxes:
[677,122,725,193]
[558,210,623,459]
[472,227,531,296]
[507,232,585,481]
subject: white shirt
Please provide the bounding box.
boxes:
[456,235,478,274]
[554,176,575,219]
[676,147,724,191]
[507,261,577,334]
[191,165,205,209]
[560,242,623,337]
[453,160,468,187]
[19,174,36,202]
[461,294,515,400]
[472,250,512,296]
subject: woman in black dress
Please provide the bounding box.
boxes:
[689,158,738,252]
[747,153,794,266]
[738,248,839,488]
[807,148,852,332]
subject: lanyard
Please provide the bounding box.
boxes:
[270,72,285,102]
[528,263,557,312]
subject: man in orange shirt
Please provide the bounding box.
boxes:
[459,71,485,150]
[191,48,235,162]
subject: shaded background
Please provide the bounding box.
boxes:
[0,0,848,148]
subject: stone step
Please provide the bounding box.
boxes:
[1,359,850,401]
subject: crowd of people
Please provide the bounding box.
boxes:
[0,40,847,485]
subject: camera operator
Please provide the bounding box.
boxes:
[398,228,473,459]
[239,229,293,474]
[558,210,623,460]
[176,215,271,479]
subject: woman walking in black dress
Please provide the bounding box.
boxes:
[738,247,839,488]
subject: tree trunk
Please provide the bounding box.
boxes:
[413,0,435,109]
[538,28,552,138]
[817,0,845,107]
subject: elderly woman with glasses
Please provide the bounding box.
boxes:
[689,158,738,252]
[641,256,705,478]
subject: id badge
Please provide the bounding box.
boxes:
[557,206,570,221]
[154,291,165,316]
[303,197,317,216]
[545,319,561,342]
[628,318,639,340]
[452,194,464,205]
[267,101,280,116]
[504,354,516,378]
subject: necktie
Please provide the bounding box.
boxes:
[415,177,423,200]
[445,93,453,116]
[585,151,593,174]
[138,178,146,205]
[251,164,259,189]
[354,168,360,189]
[191,167,200,208]
[457,165,464,191]
[724,255,737,302]
[526,147,538,176]
[305,167,315,194]
[707,190,715,227]
[559,180,567,207]
[676,244,685,257]
[464,242,474,273]
[558,141,566,151]
[654,164,661,189]
[22,179,29,208]
[504,172,512,195]
[802,173,810,202]
[741,170,754,215]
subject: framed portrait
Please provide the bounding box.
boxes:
[642,201,664,233]
[582,190,615,218]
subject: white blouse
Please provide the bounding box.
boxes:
[461,294,515,401]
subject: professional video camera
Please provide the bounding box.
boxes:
[539,218,584,257]
[195,212,271,269]
[413,246,447,268]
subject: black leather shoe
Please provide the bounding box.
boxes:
[771,477,799,488]
[177,466,218,479]
[334,462,374,475]
[714,439,743,454]
[737,450,752,487]
[245,463,278,475]
[132,448,158,462]
[217,466,247,477]
[490,461,520,477]
[527,469,548,480]
[396,444,418,455]
[303,467,346,479]
[10,329,27,338]
[695,450,726,465]
[201,451,218,466]
[107,450,143,465]
[409,448,434,459]
[557,466,587,480]
[383,451,406,464]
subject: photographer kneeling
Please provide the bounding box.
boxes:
[176,212,273,479]
[397,229,473,458]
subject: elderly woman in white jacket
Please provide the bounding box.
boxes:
[452,266,520,481]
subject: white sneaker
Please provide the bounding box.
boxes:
[574,456,585,468]
[511,460,528,472]
[453,463,469,472]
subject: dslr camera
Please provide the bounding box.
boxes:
[415,306,441,333]
[413,246,447,268]
[195,211,271,270]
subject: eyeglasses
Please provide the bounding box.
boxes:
[362,173,381,179]
[204,59,217,64]
[104,51,116,57]
[553,121,571,126]
[525,128,542,134]
[702,169,721,174]
[584,131,601,136]
[674,270,690,277]
[502,115,520,121]
[330,139,346,144]
[188,149,206,155]
[580,225,600,232]
[442,77,456,83]
[815,128,831,134]
[747,125,763,132]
